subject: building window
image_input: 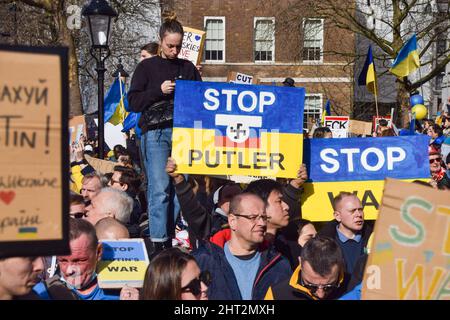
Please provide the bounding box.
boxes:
[303,19,323,62]
[304,94,323,130]
[254,18,275,62]
[204,17,225,62]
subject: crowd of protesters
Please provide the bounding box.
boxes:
[1,10,450,301]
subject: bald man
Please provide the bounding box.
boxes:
[95,217,130,240]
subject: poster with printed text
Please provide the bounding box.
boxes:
[362,179,450,300]
[0,45,69,257]
[301,136,430,221]
[172,81,305,178]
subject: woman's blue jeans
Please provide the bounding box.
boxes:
[141,127,180,242]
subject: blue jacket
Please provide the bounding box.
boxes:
[192,241,291,300]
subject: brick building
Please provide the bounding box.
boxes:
[164,0,355,130]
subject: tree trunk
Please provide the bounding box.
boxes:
[397,82,410,128]
[55,7,83,116]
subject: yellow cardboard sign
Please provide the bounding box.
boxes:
[362,179,450,300]
[0,45,69,256]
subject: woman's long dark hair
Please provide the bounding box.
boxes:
[141,248,195,300]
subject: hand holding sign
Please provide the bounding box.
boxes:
[166,157,184,185]
[119,285,139,300]
[161,80,175,94]
[289,164,308,189]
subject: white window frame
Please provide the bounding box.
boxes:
[254,17,275,63]
[302,18,324,64]
[304,94,323,131]
[203,16,226,63]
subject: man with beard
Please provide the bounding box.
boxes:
[318,192,372,285]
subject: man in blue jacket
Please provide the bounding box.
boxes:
[192,192,291,300]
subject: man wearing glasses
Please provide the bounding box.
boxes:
[192,193,291,300]
[265,236,345,300]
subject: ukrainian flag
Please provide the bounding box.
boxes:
[358,45,378,96]
[320,99,331,125]
[390,34,420,78]
[104,77,129,126]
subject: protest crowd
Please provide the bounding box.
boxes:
[1,10,450,302]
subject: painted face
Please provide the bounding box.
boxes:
[301,261,339,299]
[334,195,364,234]
[85,193,109,225]
[298,223,317,247]
[180,260,208,300]
[160,32,183,59]
[80,177,102,202]
[58,234,101,290]
[266,190,290,229]
[0,257,44,299]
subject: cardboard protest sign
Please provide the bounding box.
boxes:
[97,239,150,288]
[179,27,205,65]
[324,116,349,138]
[0,45,69,256]
[362,179,450,300]
[85,155,116,174]
[227,71,259,85]
[301,136,430,221]
[172,81,305,178]
[349,119,373,136]
[69,115,86,146]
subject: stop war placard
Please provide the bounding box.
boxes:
[301,135,430,221]
[97,239,149,288]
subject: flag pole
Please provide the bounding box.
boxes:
[374,93,379,118]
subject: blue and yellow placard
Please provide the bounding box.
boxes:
[301,136,431,221]
[172,81,305,178]
[97,239,149,289]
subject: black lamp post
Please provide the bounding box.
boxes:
[82,0,117,159]
[112,59,129,80]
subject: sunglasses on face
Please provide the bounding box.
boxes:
[70,212,87,219]
[429,158,441,164]
[181,271,211,296]
[300,273,340,294]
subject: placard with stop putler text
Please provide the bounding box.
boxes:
[172,81,305,178]
[301,135,430,221]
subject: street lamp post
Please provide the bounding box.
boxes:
[112,59,129,81]
[82,0,117,159]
